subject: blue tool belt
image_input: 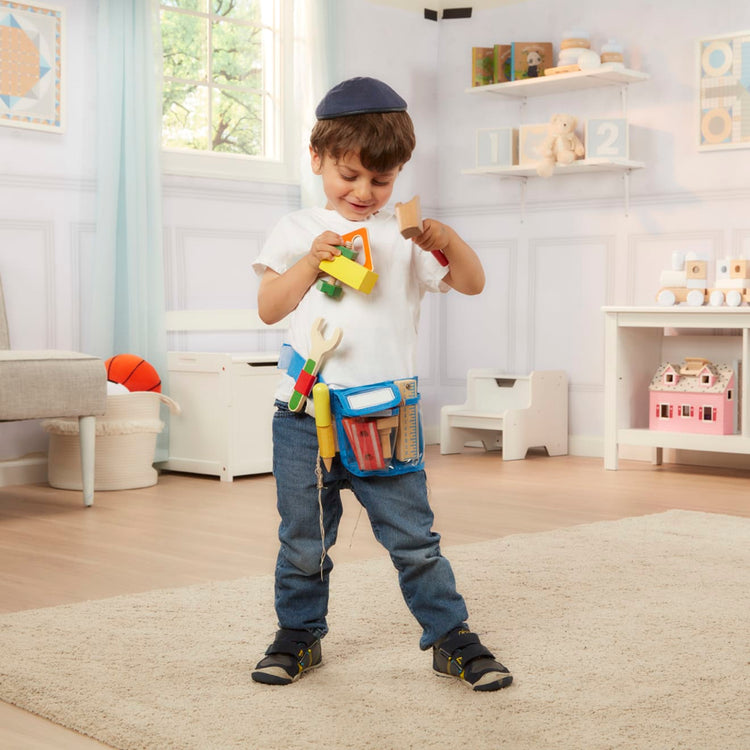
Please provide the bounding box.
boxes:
[278,345,423,477]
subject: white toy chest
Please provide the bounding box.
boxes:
[162,351,279,481]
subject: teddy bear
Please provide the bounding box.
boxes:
[536,113,585,178]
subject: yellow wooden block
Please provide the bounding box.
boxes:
[319,255,378,294]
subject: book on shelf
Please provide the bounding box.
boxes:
[471,47,495,87]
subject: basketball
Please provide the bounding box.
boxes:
[105,354,162,393]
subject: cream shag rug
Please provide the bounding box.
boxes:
[1,510,748,750]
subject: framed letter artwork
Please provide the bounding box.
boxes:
[699,31,750,150]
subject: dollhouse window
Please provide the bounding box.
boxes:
[680,404,691,418]
[699,406,714,420]
[664,372,675,384]
[728,389,733,400]
[659,404,670,418]
[701,374,710,384]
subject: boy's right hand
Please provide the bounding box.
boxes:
[308,231,343,270]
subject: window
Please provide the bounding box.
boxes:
[159,0,296,182]
[659,403,670,419]
[699,406,715,421]
[680,404,691,418]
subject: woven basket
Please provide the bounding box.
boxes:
[44,392,179,491]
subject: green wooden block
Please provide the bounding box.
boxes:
[338,245,358,260]
[317,278,343,298]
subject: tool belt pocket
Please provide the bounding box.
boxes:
[329,378,423,477]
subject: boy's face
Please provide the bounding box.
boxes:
[310,148,400,221]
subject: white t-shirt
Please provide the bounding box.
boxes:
[253,206,450,404]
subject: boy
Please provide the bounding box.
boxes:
[251,77,512,692]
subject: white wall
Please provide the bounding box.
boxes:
[431,0,750,454]
[0,0,98,478]
[3,0,750,479]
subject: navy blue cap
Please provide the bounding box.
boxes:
[315,77,407,120]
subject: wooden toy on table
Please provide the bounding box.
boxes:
[318,227,378,296]
[394,196,449,267]
[709,257,750,307]
[656,252,708,306]
[288,318,343,412]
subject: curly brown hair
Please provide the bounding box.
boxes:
[310,111,416,172]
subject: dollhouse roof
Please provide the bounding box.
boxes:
[648,361,733,394]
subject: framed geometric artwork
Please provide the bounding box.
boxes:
[0,1,64,132]
[698,31,750,150]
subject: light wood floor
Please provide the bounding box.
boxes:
[2,446,750,748]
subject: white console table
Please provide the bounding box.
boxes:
[603,306,750,469]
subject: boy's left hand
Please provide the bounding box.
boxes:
[413,219,449,255]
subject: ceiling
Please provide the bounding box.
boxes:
[364,0,527,12]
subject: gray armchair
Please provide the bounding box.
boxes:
[0,274,107,506]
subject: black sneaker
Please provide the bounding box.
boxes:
[433,628,513,692]
[251,628,322,685]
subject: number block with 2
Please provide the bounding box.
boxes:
[585,117,629,159]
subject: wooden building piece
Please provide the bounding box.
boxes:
[318,227,378,294]
[318,254,378,294]
[395,196,424,239]
[395,195,448,267]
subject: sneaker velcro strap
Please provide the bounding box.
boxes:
[266,628,317,657]
[452,642,494,664]
[438,631,495,665]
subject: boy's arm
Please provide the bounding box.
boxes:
[413,219,485,295]
[258,231,343,324]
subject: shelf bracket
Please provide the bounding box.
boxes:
[623,169,631,217]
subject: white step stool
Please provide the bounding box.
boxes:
[440,369,568,460]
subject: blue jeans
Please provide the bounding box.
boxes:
[271,401,469,650]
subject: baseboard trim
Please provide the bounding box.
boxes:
[0,455,47,487]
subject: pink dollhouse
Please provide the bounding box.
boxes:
[648,358,736,434]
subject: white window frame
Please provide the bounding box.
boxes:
[160,1,298,184]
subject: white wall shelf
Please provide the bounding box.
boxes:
[603,306,750,470]
[465,67,649,99]
[463,157,644,178]
[465,66,649,217]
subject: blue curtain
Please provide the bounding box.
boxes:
[88,0,168,459]
[298,0,341,208]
